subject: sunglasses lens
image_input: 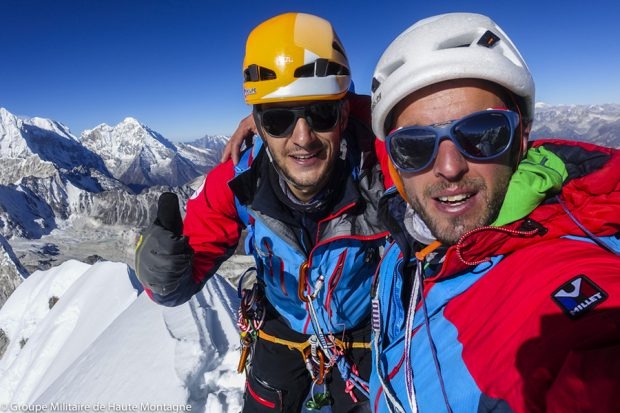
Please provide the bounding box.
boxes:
[388,129,437,171]
[453,112,512,158]
[306,102,340,132]
[260,109,297,137]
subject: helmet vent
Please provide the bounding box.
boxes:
[371,77,381,93]
[332,40,346,57]
[435,35,471,50]
[477,30,501,48]
[294,58,350,78]
[244,64,277,82]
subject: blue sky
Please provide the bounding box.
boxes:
[2,0,619,141]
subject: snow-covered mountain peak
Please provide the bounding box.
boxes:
[0,109,26,155]
[0,108,79,154]
[0,108,107,187]
[1,108,77,142]
[0,107,17,124]
[81,117,174,156]
[29,117,77,141]
[122,116,141,125]
[79,117,213,191]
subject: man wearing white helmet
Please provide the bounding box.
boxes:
[136,12,386,412]
[369,12,620,412]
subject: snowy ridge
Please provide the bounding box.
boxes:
[0,260,247,412]
[0,108,79,159]
[0,260,137,401]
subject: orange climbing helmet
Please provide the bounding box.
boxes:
[243,12,351,105]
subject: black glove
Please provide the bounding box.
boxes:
[135,192,193,296]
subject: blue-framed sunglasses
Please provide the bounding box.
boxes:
[386,109,520,173]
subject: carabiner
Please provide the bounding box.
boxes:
[298,261,311,302]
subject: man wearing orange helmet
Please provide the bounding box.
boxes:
[136,13,386,412]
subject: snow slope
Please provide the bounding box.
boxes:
[0,259,246,412]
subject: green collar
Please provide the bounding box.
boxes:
[492,146,568,227]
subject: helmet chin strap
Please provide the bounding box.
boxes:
[264,145,313,203]
[265,146,292,185]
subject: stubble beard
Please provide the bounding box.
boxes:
[407,175,511,245]
[275,148,335,199]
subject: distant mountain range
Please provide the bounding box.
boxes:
[0,107,229,305]
[531,103,620,148]
[0,103,619,307]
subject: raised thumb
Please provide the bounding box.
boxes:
[157,192,183,236]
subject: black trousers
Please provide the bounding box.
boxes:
[242,311,371,413]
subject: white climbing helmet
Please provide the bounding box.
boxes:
[371,12,535,140]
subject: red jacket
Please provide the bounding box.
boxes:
[371,139,620,413]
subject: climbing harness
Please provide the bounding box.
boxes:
[236,262,371,407]
[236,268,265,374]
[297,261,371,403]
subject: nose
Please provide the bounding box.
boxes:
[432,139,469,180]
[289,118,316,147]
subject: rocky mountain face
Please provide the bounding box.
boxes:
[0,110,224,240]
[0,236,27,307]
[0,108,228,306]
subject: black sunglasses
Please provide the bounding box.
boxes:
[254,101,341,138]
[386,109,520,173]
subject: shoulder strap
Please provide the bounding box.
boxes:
[556,195,620,256]
[233,137,263,255]
[234,137,263,227]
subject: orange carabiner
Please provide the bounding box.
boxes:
[298,261,310,302]
[237,332,254,374]
[315,349,326,384]
[303,345,327,384]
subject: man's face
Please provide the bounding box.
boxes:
[256,99,348,202]
[391,80,526,245]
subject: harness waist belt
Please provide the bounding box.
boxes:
[257,329,371,357]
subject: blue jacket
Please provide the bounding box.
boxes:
[228,130,388,334]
